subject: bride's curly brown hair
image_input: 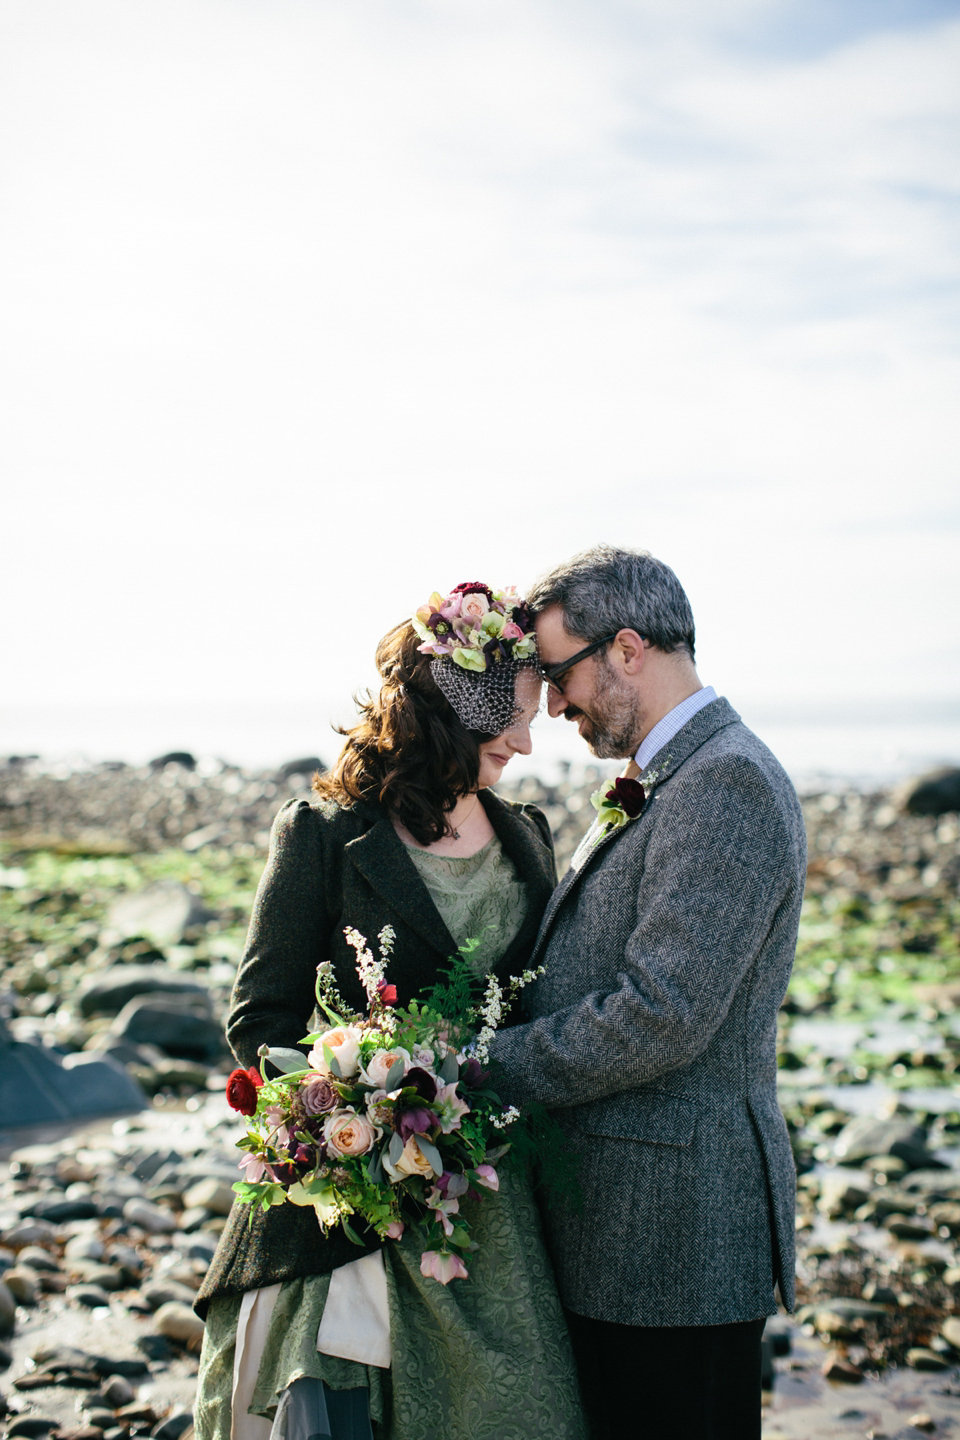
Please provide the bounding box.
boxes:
[312,622,489,845]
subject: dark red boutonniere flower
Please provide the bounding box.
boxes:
[606,776,646,817]
[225,1065,263,1115]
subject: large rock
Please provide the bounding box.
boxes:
[0,1028,145,1129]
[105,883,215,946]
[902,767,960,816]
[833,1115,939,1171]
[109,995,222,1062]
[275,757,324,782]
[75,966,209,1019]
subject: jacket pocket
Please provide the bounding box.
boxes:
[577,1091,696,1147]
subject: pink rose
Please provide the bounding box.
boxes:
[460,594,489,623]
[420,1250,469,1284]
[323,1107,379,1157]
[307,1025,362,1078]
[501,621,524,641]
[360,1047,410,1089]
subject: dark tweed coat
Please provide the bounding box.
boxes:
[489,698,806,1328]
[195,789,556,1317]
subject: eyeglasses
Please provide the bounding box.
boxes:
[537,632,620,694]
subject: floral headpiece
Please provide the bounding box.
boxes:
[411,583,540,734]
[411,583,537,673]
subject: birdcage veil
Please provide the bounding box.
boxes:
[411,582,541,734]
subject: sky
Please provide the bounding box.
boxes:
[1,0,959,769]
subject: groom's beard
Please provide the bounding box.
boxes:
[566,661,639,759]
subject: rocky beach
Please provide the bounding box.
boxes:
[1,754,960,1439]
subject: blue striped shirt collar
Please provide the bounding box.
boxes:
[634,686,717,773]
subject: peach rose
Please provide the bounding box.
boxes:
[322,1107,379,1157]
[307,1025,362,1078]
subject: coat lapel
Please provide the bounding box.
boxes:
[344,792,557,977]
[344,808,458,960]
[481,791,556,973]
[530,697,742,963]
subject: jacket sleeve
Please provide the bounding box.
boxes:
[226,799,330,1068]
[488,753,797,1108]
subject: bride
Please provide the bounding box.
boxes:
[194,583,585,1440]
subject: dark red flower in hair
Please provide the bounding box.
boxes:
[451,582,494,603]
[605,777,646,817]
[225,1066,263,1115]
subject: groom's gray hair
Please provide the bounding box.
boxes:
[528,545,696,660]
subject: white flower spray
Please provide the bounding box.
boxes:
[472,962,546,1063]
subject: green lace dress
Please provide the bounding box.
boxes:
[196,836,585,1440]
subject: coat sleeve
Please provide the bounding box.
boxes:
[488,753,798,1108]
[226,799,331,1068]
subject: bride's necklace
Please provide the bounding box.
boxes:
[449,796,480,840]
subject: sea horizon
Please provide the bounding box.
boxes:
[2,697,959,794]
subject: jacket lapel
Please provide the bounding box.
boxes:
[530,697,742,963]
[344,808,458,960]
[481,791,556,972]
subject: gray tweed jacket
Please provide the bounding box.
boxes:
[489,697,805,1328]
[195,788,556,1317]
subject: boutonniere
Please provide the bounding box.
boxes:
[589,757,671,841]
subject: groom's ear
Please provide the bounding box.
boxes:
[612,629,647,675]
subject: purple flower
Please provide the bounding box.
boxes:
[397,1106,439,1142]
[404,1067,438,1102]
[301,1074,339,1115]
[460,1057,489,1089]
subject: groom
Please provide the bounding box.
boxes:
[489,545,806,1440]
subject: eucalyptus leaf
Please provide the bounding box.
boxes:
[416,1136,443,1174]
[261,1046,311,1075]
[484,1144,510,1163]
[342,1219,364,1246]
[384,1058,406,1091]
[388,1132,405,1165]
[438,1051,459,1084]
[367,1148,385,1185]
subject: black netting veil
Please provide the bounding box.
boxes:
[430,655,541,735]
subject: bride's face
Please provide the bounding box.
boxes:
[475,668,542,790]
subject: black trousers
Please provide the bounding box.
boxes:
[564,1308,765,1440]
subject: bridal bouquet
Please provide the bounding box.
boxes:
[226,926,542,1284]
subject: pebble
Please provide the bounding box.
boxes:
[142,1280,198,1310]
[153,1416,194,1440]
[64,1236,105,1263]
[821,1351,864,1383]
[3,1268,39,1304]
[122,1200,177,1235]
[83,1409,116,1430]
[0,1280,16,1335]
[180,1180,234,1217]
[152,1302,205,1346]
[100,1375,136,1406]
[907,1347,951,1370]
[3,1222,58,1250]
[67,1285,112,1309]
[7,1420,60,1437]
